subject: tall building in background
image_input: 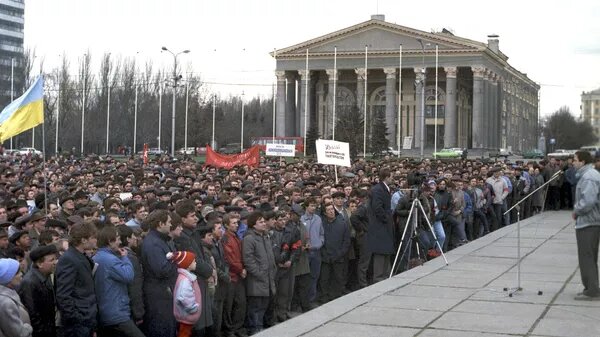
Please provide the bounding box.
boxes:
[0,0,25,109]
[581,88,600,138]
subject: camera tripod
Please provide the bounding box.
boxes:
[390,196,449,278]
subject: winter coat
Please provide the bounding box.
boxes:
[55,246,97,329]
[141,229,177,337]
[574,164,600,229]
[18,267,56,337]
[176,228,214,330]
[322,214,351,263]
[293,220,311,277]
[173,268,202,325]
[0,285,32,337]
[532,174,545,208]
[92,247,135,326]
[242,228,277,297]
[433,189,453,221]
[222,231,244,283]
[367,182,395,255]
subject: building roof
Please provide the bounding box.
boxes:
[273,15,537,88]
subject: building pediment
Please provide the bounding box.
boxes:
[274,18,486,58]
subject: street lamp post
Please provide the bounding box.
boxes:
[161,46,190,157]
[240,91,245,153]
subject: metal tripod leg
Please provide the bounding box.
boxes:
[390,199,417,278]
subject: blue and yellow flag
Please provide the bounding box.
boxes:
[0,76,44,142]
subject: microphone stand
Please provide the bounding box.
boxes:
[502,170,563,297]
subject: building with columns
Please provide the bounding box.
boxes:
[273,15,539,151]
[581,88,600,138]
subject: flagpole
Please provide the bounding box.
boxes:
[158,82,162,151]
[81,54,86,155]
[133,78,138,153]
[272,48,277,142]
[303,48,308,157]
[363,45,368,158]
[184,75,189,151]
[42,109,47,212]
[397,44,402,157]
[332,46,337,140]
[106,83,111,154]
[240,91,245,153]
[212,94,216,148]
[434,44,438,159]
[10,58,13,149]
[55,71,60,154]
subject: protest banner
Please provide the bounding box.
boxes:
[265,143,295,157]
[205,145,260,169]
[316,139,351,167]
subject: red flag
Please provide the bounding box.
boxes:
[204,145,260,169]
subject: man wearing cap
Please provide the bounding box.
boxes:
[58,195,75,222]
[18,244,58,337]
[27,211,47,250]
[300,197,324,303]
[10,231,32,252]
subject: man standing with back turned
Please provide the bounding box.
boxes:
[572,150,600,301]
[367,168,395,282]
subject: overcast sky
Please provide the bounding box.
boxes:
[24,0,600,117]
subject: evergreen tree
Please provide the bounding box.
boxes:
[336,106,364,159]
[305,124,320,156]
[370,111,389,155]
[543,106,598,150]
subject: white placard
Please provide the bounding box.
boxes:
[265,143,296,157]
[403,136,413,150]
[316,139,351,167]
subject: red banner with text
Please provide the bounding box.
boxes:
[204,145,260,169]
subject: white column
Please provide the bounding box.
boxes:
[383,67,397,146]
[275,71,286,137]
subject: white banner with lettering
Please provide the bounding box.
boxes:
[316,139,351,167]
[265,143,296,157]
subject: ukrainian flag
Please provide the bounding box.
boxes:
[0,76,44,142]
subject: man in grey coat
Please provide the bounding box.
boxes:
[572,150,600,301]
[243,211,277,335]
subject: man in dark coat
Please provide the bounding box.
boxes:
[175,200,215,335]
[18,244,58,337]
[116,225,145,325]
[141,210,177,337]
[319,203,350,302]
[55,222,98,337]
[209,217,230,337]
[367,168,395,282]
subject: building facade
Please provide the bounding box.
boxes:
[0,0,24,109]
[273,15,539,151]
[581,88,600,138]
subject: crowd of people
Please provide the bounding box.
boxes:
[0,150,594,337]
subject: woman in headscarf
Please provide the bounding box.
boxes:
[0,258,32,337]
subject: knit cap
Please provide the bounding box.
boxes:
[166,251,196,269]
[0,258,20,285]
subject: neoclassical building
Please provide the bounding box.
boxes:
[273,15,539,151]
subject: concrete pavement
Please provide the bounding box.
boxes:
[257,211,600,337]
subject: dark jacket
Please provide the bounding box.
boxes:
[55,246,97,328]
[211,238,231,301]
[433,189,453,221]
[141,229,177,337]
[350,201,369,235]
[367,182,394,254]
[18,267,56,337]
[242,228,277,297]
[125,247,144,322]
[321,214,351,263]
[176,227,214,330]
